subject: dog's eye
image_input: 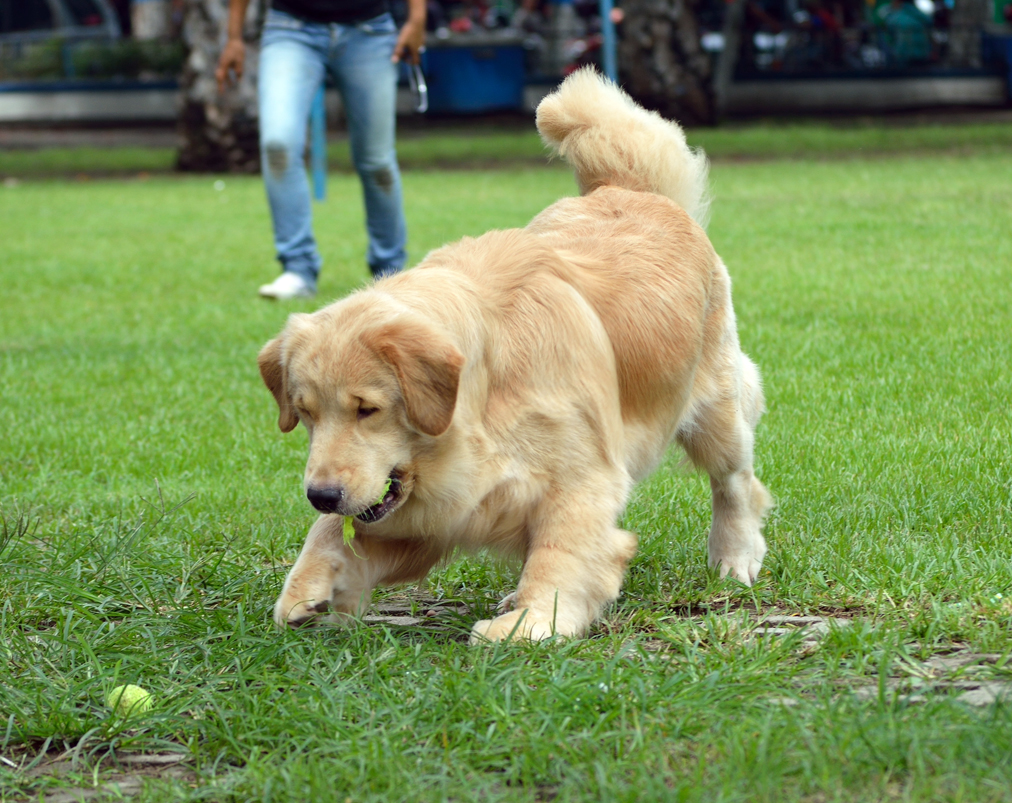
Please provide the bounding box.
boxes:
[358,406,379,420]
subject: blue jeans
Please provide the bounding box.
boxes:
[258,9,408,284]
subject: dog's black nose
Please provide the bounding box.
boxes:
[307,486,344,514]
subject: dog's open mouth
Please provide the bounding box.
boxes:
[355,474,403,523]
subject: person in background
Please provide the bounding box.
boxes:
[216,0,426,299]
[877,0,932,64]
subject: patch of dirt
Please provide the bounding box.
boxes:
[621,610,1012,708]
[361,592,476,641]
[3,751,197,802]
[850,677,1011,707]
[745,615,1011,707]
[368,594,470,624]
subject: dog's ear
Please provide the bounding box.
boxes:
[366,319,464,437]
[257,336,299,433]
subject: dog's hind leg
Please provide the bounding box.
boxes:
[677,354,772,585]
[274,515,443,628]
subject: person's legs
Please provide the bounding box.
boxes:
[258,11,327,291]
[330,14,408,278]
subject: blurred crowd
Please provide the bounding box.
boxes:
[730,0,1004,74]
[2,0,1009,81]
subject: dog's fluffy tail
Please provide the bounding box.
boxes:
[535,68,711,227]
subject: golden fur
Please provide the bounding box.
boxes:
[259,69,771,642]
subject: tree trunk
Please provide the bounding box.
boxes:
[617,0,715,126]
[712,0,744,120]
[947,0,990,68]
[176,0,264,173]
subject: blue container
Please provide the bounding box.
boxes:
[982,33,1012,102]
[421,33,526,113]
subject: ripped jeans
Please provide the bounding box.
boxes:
[258,8,407,284]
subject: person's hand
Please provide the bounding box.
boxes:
[216,38,246,92]
[391,17,426,65]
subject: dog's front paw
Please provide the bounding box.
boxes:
[273,584,365,629]
[469,609,558,644]
[496,591,518,613]
[709,553,764,586]
[274,592,340,629]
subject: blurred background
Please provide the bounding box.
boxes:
[1,0,1010,171]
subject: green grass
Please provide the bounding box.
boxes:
[3,117,1012,177]
[1,145,1012,801]
[0,145,178,178]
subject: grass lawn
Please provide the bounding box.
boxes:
[1,137,1011,801]
[3,116,1012,177]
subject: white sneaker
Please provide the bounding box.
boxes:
[258,272,316,300]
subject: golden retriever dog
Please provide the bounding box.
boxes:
[259,68,772,642]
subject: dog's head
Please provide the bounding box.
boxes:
[258,296,464,523]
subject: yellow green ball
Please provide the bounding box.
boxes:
[106,684,153,717]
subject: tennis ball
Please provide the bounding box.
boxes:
[106,684,153,718]
[377,477,393,505]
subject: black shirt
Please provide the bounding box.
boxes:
[271,0,390,24]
